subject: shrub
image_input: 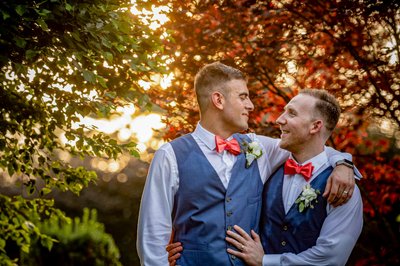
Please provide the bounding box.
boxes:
[22,208,121,266]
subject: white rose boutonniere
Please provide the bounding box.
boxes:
[295,184,320,213]
[242,141,263,168]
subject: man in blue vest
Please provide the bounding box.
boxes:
[225,89,363,265]
[137,62,358,266]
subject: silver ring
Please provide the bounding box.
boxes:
[343,191,348,194]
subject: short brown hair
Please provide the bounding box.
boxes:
[194,62,246,111]
[299,89,341,132]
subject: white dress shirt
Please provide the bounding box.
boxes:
[137,123,354,266]
[262,151,363,266]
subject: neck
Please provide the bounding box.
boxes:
[199,110,240,139]
[199,119,236,139]
[291,144,325,164]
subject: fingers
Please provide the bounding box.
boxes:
[233,225,252,240]
[227,229,265,266]
[226,226,252,252]
[233,225,250,240]
[166,242,182,265]
[325,165,356,207]
[227,247,245,259]
[166,242,182,252]
[226,226,249,244]
[168,252,181,265]
[334,184,354,206]
[322,177,332,198]
[226,235,244,251]
[250,230,261,242]
[326,176,339,204]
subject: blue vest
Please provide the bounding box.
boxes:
[171,134,263,266]
[260,165,332,254]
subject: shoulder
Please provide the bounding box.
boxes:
[245,133,281,151]
[153,142,175,162]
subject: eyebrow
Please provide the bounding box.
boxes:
[285,105,297,113]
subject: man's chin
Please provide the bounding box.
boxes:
[279,141,289,150]
[238,124,249,132]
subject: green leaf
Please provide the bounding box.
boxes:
[101,37,112,48]
[104,52,113,63]
[26,49,38,60]
[299,202,304,212]
[130,149,140,158]
[105,91,116,99]
[65,3,73,11]
[37,19,49,31]
[15,5,27,16]
[41,187,52,195]
[71,31,82,41]
[14,37,27,48]
[21,244,30,253]
[7,163,15,176]
[98,76,107,88]
[2,11,10,20]
[83,70,96,83]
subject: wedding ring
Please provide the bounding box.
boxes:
[240,244,245,251]
[343,191,348,194]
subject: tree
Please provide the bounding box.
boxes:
[0,0,166,263]
[150,0,400,264]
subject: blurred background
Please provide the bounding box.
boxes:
[1,0,399,265]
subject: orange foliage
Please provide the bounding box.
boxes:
[151,1,400,263]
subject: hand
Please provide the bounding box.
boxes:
[226,225,264,266]
[323,164,355,207]
[166,242,183,266]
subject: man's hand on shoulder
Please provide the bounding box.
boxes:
[323,164,355,207]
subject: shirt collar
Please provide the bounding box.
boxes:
[192,123,235,151]
[289,149,328,176]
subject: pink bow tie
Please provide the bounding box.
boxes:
[215,136,241,155]
[284,158,314,181]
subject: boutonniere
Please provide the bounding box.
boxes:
[295,184,320,213]
[242,141,263,168]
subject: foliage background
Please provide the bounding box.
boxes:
[1,0,399,265]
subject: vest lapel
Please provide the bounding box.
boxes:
[226,134,253,191]
[187,134,227,191]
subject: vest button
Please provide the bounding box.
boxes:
[227,211,233,217]
[281,240,286,246]
[226,197,232,202]
[231,254,236,260]
[227,225,232,231]
[283,225,288,231]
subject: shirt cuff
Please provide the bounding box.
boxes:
[263,254,281,266]
[329,154,363,179]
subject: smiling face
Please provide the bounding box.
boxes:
[220,79,254,133]
[276,94,318,154]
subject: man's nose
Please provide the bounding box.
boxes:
[247,100,254,111]
[276,114,285,125]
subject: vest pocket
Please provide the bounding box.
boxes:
[247,195,261,204]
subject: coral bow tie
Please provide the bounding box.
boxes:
[215,136,241,155]
[284,159,314,181]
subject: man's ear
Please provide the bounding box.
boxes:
[310,120,323,134]
[211,91,224,110]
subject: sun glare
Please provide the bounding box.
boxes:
[130,1,170,30]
